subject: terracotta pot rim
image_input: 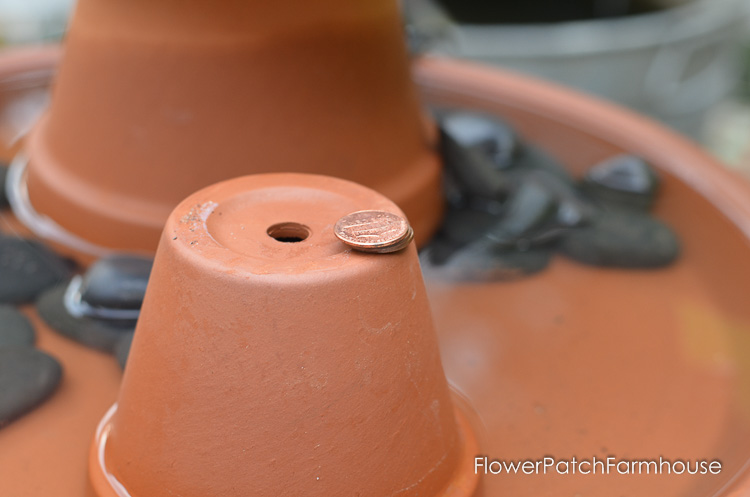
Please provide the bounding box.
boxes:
[5,152,118,257]
[0,44,60,82]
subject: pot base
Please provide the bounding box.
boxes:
[87,403,481,497]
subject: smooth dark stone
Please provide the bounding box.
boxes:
[439,113,514,201]
[559,211,680,268]
[440,132,511,201]
[582,154,660,210]
[557,200,589,228]
[36,284,136,353]
[440,208,500,245]
[0,163,8,209]
[437,238,552,282]
[0,348,62,428]
[442,168,469,207]
[420,238,463,266]
[80,255,153,310]
[522,169,596,227]
[439,111,519,169]
[0,305,34,348]
[0,236,72,304]
[114,333,134,371]
[485,181,560,248]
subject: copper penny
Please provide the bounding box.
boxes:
[334,210,413,253]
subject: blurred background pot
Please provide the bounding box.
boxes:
[0,45,58,157]
[19,0,443,256]
[404,0,750,138]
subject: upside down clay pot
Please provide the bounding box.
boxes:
[88,173,478,497]
[22,0,443,254]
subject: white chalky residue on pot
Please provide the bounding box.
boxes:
[178,201,218,246]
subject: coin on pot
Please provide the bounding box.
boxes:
[334,210,413,253]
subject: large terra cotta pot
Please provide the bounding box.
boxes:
[19,0,443,254]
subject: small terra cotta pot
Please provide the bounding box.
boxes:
[22,0,443,254]
[87,173,478,497]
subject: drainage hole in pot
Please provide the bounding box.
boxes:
[267,223,310,243]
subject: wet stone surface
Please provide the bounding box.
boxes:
[559,210,680,268]
[0,305,35,348]
[0,348,62,428]
[440,208,500,246]
[425,110,681,281]
[0,301,61,429]
[582,154,660,210]
[439,111,514,203]
[0,236,73,304]
[440,111,519,171]
[35,254,151,359]
[80,255,152,310]
[37,284,136,353]
[426,239,552,282]
[483,181,560,249]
